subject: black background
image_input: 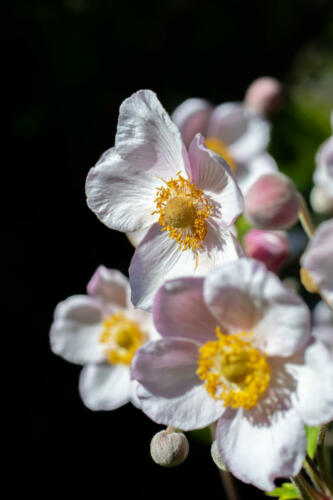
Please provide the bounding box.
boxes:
[5,1,333,498]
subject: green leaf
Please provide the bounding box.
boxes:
[234,215,252,243]
[266,482,300,499]
[305,425,320,459]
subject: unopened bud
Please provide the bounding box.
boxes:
[243,229,289,271]
[244,173,300,230]
[245,77,283,115]
[150,429,189,467]
[310,186,333,215]
[211,440,228,471]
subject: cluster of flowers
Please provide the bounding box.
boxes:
[50,79,333,495]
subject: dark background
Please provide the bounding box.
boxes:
[5,1,333,498]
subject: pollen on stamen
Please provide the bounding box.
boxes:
[197,327,270,410]
[152,172,213,253]
[100,312,147,365]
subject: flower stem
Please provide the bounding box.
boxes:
[298,194,315,239]
[317,424,333,497]
[293,473,330,500]
[303,458,328,495]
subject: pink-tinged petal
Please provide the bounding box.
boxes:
[79,363,131,411]
[86,148,158,232]
[204,259,311,356]
[314,137,333,197]
[207,102,270,161]
[115,89,188,178]
[171,98,212,148]
[129,221,242,311]
[287,341,333,425]
[153,277,219,344]
[301,219,333,307]
[129,380,141,408]
[187,134,243,226]
[50,295,105,365]
[236,152,278,195]
[216,405,305,491]
[132,338,223,430]
[87,266,129,308]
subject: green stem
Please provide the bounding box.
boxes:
[317,424,333,497]
[303,458,328,495]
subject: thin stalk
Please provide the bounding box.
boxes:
[317,424,333,496]
[303,458,327,495]
[298,194,315,239]
[209,424,239,500]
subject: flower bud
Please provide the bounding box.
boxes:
[310,186,333,215]
[150,429,189,467]
[244,173,300,230]
[211,440,228,471]
[245,77,283,115]
[243,229,289,271]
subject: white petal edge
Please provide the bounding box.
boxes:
[50,295,105,365]
[79,363,131,411]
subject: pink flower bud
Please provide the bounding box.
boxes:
[243,229,289,271]
[244,173,300,230]
[245,77,283,115]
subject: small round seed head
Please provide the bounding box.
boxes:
[211,440,228,471]
[150,430,189,468]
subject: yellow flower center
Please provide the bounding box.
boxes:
[100,312,147,365]
[300,267,318,294]
[205,137,236,171]
[197,327,270,410]
[153,172,213,252]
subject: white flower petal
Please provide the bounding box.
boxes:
[153,277,219,344]
[207,102,270,160]
[50,295,105,365]
[216,405,305,491]
[115,89,188,178]
[79,363,131,411]
[287,341,333,425]
[129,222,242,311]
[301,219,333,307]
[187,134,243,226]
[204,259,311,356]
[126,227,149,248]
[132,338,223,430]
[86,147,157,232]
[171,97,212,148]
[87,266,130,308]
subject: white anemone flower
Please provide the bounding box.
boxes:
[311,111,333,214]
[86,90,243,311]
[50,266,157,410]
[132,259,333,491]
[171,98,278,195]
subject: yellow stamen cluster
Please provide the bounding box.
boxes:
[205,137,236,171]
[153,173,213,252]
[197,327,270,410]
[300,267,318,294]
[100,312,147,365]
